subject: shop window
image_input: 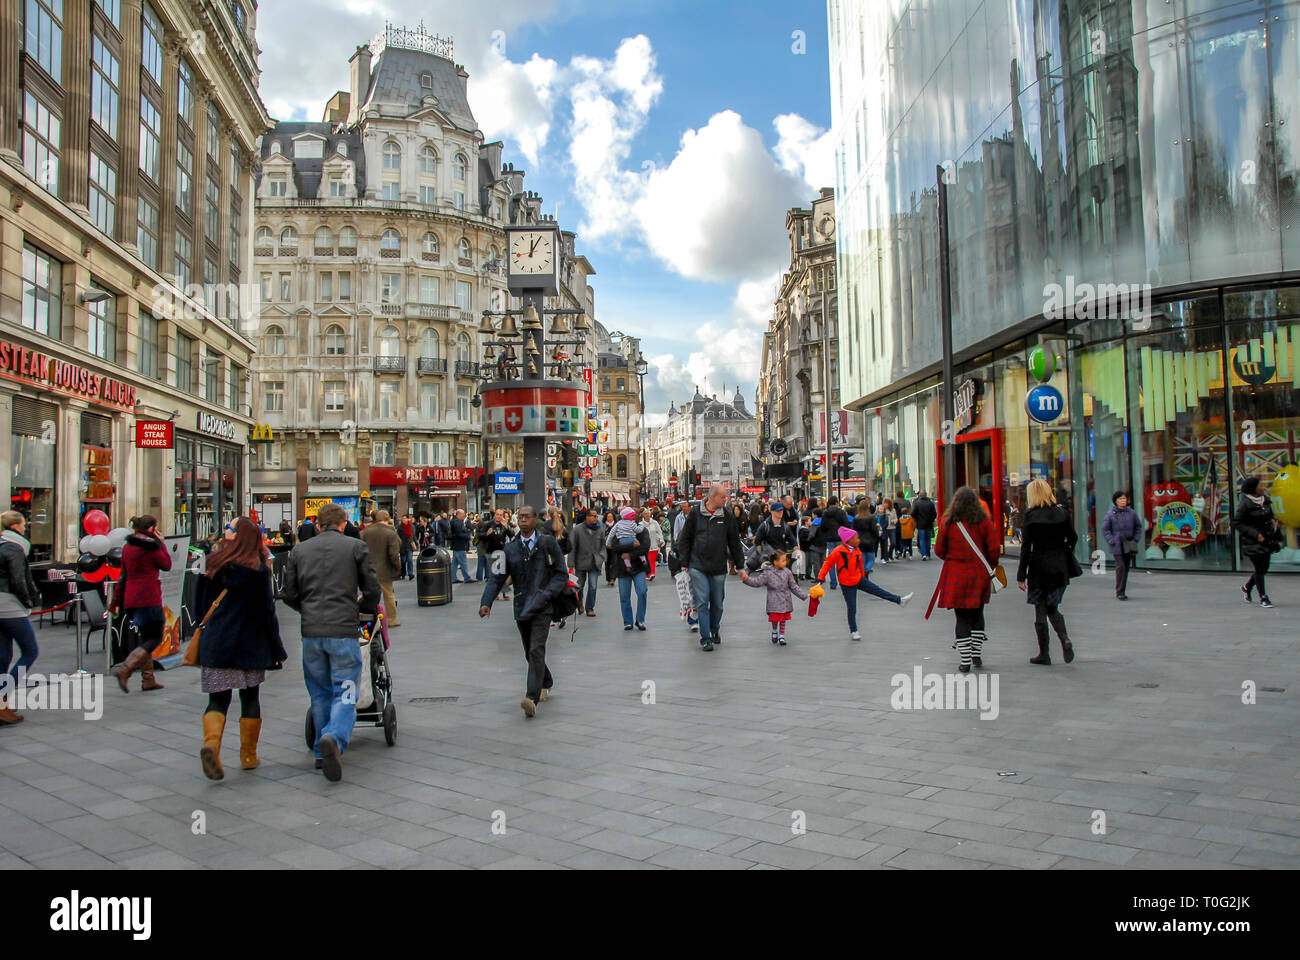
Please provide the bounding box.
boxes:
[80,413,115,520]
[11,396,57,563]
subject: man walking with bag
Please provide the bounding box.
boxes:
[360,510,403,627]
[675,484,745,652]
[281,503,382,782]
[479,505,569,718]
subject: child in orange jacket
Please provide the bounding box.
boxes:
[815,527,913,641]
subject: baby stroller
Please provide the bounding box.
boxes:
[304,605,397,748]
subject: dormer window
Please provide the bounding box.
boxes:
[420,72,433,89]
[270,141,282,155]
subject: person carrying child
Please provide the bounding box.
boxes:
[610,507,643,574]
[740,550,809,645]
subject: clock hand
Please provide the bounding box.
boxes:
[529,237,539,256]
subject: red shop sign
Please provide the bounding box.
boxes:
[135,420,174,449]
[369,466,485,486]
[0,341,138,410]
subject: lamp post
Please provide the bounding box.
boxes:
[635,351,648,504]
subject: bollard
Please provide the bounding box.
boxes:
[73,595,88,677]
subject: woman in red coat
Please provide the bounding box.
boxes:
[109,515,173,692]
[929,486,1001,673]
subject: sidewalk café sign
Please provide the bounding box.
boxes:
[0,342,138,409]
[135,420,174,449]
[495,472,523,494]
[196,411,239,440]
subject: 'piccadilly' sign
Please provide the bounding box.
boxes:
[0,342,138,409]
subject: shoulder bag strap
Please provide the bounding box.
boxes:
[956,522,995,577]
[198,587,229,627]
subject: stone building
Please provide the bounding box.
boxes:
[646,386,758,501]
[0,0,271,560]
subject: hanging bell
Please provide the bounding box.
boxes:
[483,345,496,362]
[521,304,543,330]
[551,313,571,336]
[478,313,496,335]
[573,312,590,331]
[527,358,539,376]
[499,313,519,337]
[526,342,540,356]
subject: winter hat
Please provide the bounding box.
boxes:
[620,507,637,520]
[1241,477,1261,496]
[838,526,858,545]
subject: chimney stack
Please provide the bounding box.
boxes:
[348,44,372,126]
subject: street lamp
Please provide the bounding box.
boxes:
[634,351,648,502]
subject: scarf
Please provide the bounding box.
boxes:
[1247,494,1266,507]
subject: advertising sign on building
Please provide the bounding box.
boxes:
[494,472,523,494]
[818,411,851,448]
[135,421,174,448]
[197,411,239,440]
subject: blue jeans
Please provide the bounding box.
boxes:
[579,569,601,612]
[918,528,932,557]
[400,549,413,579]
[840,577,902,633]
[302,636,362,756]
[0,616,39,691]
[475,552,490,581]
[452,550,471,582]
[688,569,727,643]
[618,572,647,626]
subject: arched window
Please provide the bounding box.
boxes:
[382,141,401,170]
[421,328,440,359]
[418,145,437,174]
[338,226,357,250]
[381,229,401,253]
[264,325,285,355]
[324,324,346,356]
[617,455,628,478]
[453,154,467,180]
[279,226,298,248]
[421,233,439,258]
[457,237,470,261]
[314,226,332,249]
[456,332,471,362]
[488,244,499,263]
[255,226,272,247]
[377,325,400,357]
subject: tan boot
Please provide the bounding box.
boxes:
[139,654,164,691]
[200,712,226,780]
[239,717,262,770]
[111,648,147,693]
[0,698,23,725]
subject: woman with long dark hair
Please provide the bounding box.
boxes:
[110,515,172,693]
[195,517,287,780]
[929,486,1001,672]
[1234,476,1282,608]
[1017,479,1080,665]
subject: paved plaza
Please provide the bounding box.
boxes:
[1,557,1296,870]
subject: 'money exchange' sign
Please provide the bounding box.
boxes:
[0,342,138,410]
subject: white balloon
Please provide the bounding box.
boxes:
[107,527,130,549]
[79,535,93,553]
[87,535,112,556]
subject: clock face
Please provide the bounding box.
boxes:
[509,231,555,275]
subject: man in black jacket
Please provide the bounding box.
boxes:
[675,484,745,652]
[911,491,938,560]
[297,516,317,542]
[281,502,382,782]
[479,506,569,717]
[751,501,796,566]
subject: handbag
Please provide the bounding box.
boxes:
[956,521,1007,593]
[181,588,228,667]
[1122,538,1140,554]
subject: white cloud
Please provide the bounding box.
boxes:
[773,113,836,194]
[471,51,559,166]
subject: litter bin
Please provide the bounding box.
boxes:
[417,547,452,606]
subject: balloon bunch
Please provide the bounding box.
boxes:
[77,510,129,583]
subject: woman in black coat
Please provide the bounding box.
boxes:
[1233,476,1281,608]
[195,517,286,780]
[1016,479,1080,665]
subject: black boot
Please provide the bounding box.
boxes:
[1030,622,1051,665]
[1049,610,1074,663]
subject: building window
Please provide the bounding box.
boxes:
[617,377,625,392]
[278,272,291,301]
[95,0,120,26]
[21,91,60,193]
[339,226,357,250]
[255,226,272,249]
[453,154,466,180]
[141,3,162,81]
[318,271,332,301]
[178,58,194,128]
[279,226,297,251]
[422,233,439,259]
[420,383,439,418]
[381,228,400,253]
[382,181,399,202]
[205,175,220,244]
[418,185,437,205]
[11,395,57,563]
[455,332,471,363]
[372,441,395,465]
[456,280,471,312]
[453,191,465,210]
[411,441,449,466]
[88,152,116,235]
[420,328,440,359]
[457,238,470,261]
[419,276,439,305]
[229,204,240,267]
[206,102,221,159]
[381,273,401,304]
[378,380,400,419]
[175,332,193,389]
[86,285,116,361]
[204,355,220,402]
[256,441,282,469]
[228,364,241,411]
[317,439,341,468]
[338,272,351,301]
[90,36,119,138]
[324,325,346,355]
[174,230,192,287]
[314,226,332,251]
[258,272,271,302]
[377,325,399,357]
[457,385,471,420]
[268,175,287,197]
[264,325,285,355]
[419,72,432,89]
[21,244,62,339]
[602,377,610,392]
[617,455,628,478]
[382,141,401,170]
[176,140,193,216]
[138,314,160,379]
[324,380,346,412]
[136,195,159,269]
[418,145,436,173]
[25,0,64,80]
[328,176,346,197]
[139,95,160,182]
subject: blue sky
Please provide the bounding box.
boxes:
[258,0,836,422]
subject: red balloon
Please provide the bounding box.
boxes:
[83,509,111,536]
[82,566,109,584]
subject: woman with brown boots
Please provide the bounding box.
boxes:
[110,515,172,693]
[194,517,285,780]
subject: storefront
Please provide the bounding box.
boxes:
[174,412,246,544]
[369,466,485,518]
[862,284,1300,575]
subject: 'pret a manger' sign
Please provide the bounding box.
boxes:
[0,342,138,409]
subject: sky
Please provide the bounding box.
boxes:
[256,0,836,426]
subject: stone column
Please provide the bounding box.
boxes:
[295,434,310,514]
[116,0,144,251]
[191,82,212,275]
[60,0,92,212]
[159,33,182,280]
[0,0,20,160]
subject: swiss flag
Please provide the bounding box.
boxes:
[504,407,523,433]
